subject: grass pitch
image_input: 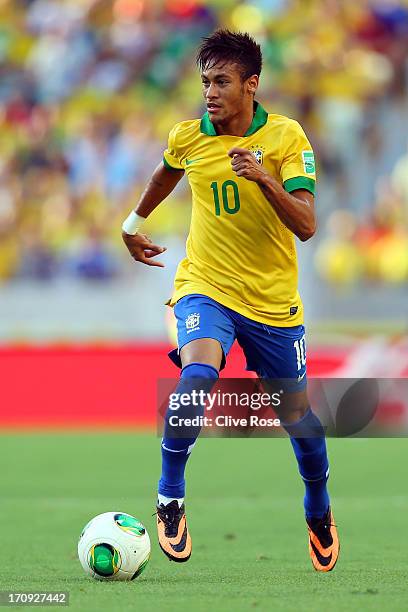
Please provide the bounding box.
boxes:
[1,433,407,611]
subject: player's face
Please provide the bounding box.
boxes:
[201,62,258,125]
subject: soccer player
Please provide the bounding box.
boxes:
[122,30,339,572]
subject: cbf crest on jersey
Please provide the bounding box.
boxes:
[250,144,265,165]
[186,312,200,333]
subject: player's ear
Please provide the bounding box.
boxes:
[247,75,259,95]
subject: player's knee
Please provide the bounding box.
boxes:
[275,390,309,423]
[279,405,309,424]
[180,338,223,370]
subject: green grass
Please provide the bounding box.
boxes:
[1,434,408,611]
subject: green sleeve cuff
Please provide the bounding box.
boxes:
[283,176,316,195]
[163,156,183,171]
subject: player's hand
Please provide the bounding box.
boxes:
[121,231,167,268]
[228,147,268,183]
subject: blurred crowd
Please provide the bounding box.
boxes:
[0,0,408,285]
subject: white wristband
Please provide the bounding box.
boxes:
[122,211,145,235]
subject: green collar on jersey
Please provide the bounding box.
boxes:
[200,101,268,137]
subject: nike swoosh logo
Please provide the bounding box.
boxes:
[170,524,188,553]
[310,540,332,567]
[185,158,203,166]
[297,371,306,383]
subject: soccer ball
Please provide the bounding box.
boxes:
[78,512,151,581]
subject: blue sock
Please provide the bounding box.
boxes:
[282,408,330,519]
[158,362,218,500]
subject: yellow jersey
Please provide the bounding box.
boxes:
[163,102,316,326]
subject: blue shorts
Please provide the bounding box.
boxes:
[168,294,307,392]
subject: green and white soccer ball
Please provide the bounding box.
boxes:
[78,512,150,581]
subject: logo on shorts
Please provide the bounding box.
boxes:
[186,312,200,333]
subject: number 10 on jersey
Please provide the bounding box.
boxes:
[211,180,241,215]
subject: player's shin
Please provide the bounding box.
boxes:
[158,362,219,504]
[282,408,330,519]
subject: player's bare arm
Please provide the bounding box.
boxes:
[228,146,316,242]
[122,162,184,267]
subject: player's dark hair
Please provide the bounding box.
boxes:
[196,29,262,81]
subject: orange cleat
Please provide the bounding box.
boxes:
[156,500,192,563]
[306,507,340,572]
